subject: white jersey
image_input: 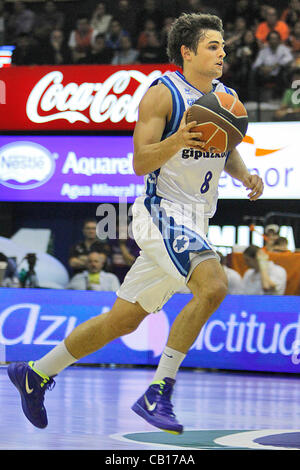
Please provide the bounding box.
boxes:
[143,70,235,219]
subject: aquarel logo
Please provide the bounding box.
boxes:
[0,141,56,189]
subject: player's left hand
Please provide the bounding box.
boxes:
[242,174,264,201]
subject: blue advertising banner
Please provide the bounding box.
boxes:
[0,135,143,202]
[0,287,300,373]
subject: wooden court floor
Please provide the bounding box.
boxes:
[1,365,300,451]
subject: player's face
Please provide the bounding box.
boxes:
[189,30,226,79]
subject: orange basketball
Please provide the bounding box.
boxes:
[186,92,248,153]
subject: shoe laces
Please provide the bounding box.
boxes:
[157,381,175,417]
[32,377,55,406]
[42,377,56,392]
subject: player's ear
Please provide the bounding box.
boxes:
[181,45,192,62]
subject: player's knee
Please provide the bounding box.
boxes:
[193,278,228,310]
[105,311,145,337]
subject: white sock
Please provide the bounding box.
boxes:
[152,346,186,383]
[33,341,77,377]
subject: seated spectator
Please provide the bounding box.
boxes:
[252,31,293,100]
[112,0,137,44]
[160,16,175,62]
[110,217,140,283]
[105,18,129,51]
[79,33,113,64]
[69,218,111,276]
[231,29,260,101]
[136,0,164,35]
[0,253,20,288]
[68,15,95,63]
[68,251,120,291]
[19,253,39,288]
[0,0,8,45]
[223,0,257,28]
[90,2,112,36]
[274,68,300,121]
[242,245,287,295]
[111,34,139,65]
[6,1,35,43]
[138,30,165,63]
[42,29,72,65]
[33,1,64,40]
[137,19,157,49]
[225,16,248,52]
[270,237,290,252]
[11,32,40,65]
[255,7,290,45]
[264,224,280,251]
[219,252,243,295]
[288,21,300,55]
[281,0,300,28]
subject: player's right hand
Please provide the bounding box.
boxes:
[176,111,207,149]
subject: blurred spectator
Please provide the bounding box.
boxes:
[79,33,113,64]
[242,245,287,295]
[68,15,95,63]
[68,251,120,291]
[223,0,256,28]
[264,224,280,251]
[42,29,72,65]
[112,0,137,43]
[0,253,20,288]
[270,237,290,252]
[160,16,175,61]
[252,31,293,100]
[69,218,111,276]
[225,16,248,52]
[138,30,165,63]
[180,0,206,14]
[136,0,164,35]
[218,252,243,295]
[6,1,35,43]
[137,19,157,49]
[33,1,64,41]
[105,18,129,51]
[90,1,112,36]
[19,253,39,288]
[280,0,300,28]
[110,218,140,283]
[274,68,300,121]
[0,0,8,45]
[288,21,300,55]
[232,30,260,101]
[255,7,290,45]
[111,34,139,65]
[11,32,40,65]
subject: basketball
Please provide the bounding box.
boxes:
[186,92,248,153]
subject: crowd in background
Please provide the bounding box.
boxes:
[0,0,299,109]
[0,219,294,295]
[0,0,298,293]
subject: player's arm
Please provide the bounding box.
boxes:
[224,147,264,201]
[133,84,205,176]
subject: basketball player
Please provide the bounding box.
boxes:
[7,13,263,434]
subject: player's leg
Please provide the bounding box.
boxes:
[132,258,227,434]
[7,297,149,428]
[166,257,228,353]
[64,297,149,360]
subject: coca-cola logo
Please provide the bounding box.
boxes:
[26,69,163,125]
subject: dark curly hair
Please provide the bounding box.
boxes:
[167,13,224,68]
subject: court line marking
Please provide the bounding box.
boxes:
[110,430,206,450]
[214,429,300,450]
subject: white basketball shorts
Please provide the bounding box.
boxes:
[117,195,218,313]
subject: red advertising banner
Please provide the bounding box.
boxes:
[0,64,176,131]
